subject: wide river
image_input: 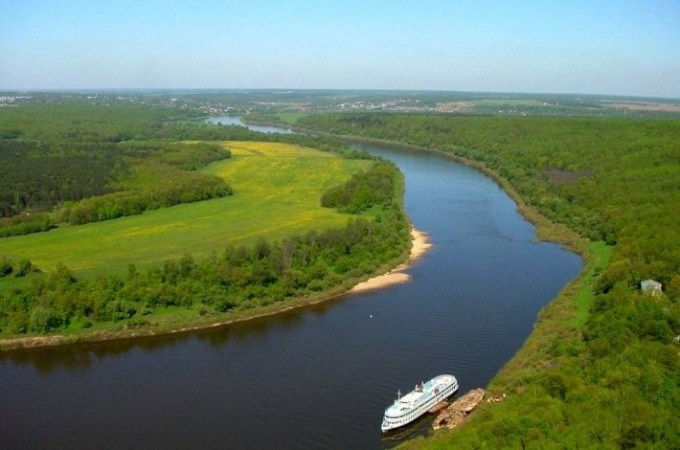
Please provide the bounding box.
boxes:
[0,121,582,449]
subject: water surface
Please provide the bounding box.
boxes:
[205,115,293,134]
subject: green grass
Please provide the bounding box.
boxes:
[569,241,612,328]
[0,141,370,279]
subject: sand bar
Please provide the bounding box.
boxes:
[349,228,432,294]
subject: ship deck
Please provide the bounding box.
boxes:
[385,375,456,415]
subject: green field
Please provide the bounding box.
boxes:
[0,141,369,279]
[568,241,612,328]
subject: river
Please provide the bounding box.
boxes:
[0,120,582,449]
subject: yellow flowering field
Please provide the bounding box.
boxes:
[0,142,370,278]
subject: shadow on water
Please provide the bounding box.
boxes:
[0,331,192,374]
[0,293,346,375]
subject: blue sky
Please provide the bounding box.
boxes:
[2,0,679,97]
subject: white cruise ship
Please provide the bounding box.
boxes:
[381,374,458,432]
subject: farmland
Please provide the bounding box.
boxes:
[0,141,370,279]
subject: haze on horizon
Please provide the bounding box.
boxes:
[2,0,679,99]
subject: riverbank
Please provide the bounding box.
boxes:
[207,116,582,250]
[0,227,421,352]
[284,128,605,447]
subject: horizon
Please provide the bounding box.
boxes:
[2,1,679,98]
[2,88,679,102]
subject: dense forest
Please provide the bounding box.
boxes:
[0,139,232,234]
[297,113,680,448]
[0,106,234,235]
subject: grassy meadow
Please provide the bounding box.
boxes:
[0,141,370,279]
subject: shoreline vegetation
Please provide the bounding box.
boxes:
[245,116,584,247]
[0,227,428,351]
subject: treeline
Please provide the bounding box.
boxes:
[0,104,352,153]
[57,163,231,226]
[0,104,187,143]
[298,113,680,448]
[0,104,344,147]
[0,213,53,237]
[0,140,120,216]
[57,141,233,225]
[0,161,410,335]
[0,140,230,215]
[321,160,397,213]
[160,121,361,158]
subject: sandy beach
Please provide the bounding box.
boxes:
[349,228,432,294]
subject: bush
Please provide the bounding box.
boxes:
[0,256,12,277]
[28,306,65,333]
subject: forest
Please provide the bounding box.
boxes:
[0,139,232,235]
[0,105,411,345]
[297,113,680,448]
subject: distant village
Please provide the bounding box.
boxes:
[1,90,679,118]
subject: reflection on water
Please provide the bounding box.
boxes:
[0,298,328,374]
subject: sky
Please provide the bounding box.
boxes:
[1,0,679,98]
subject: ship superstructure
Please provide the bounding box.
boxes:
[381,374,458,432]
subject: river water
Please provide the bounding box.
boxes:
[0,121,582,449]
[205,115,294,134]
